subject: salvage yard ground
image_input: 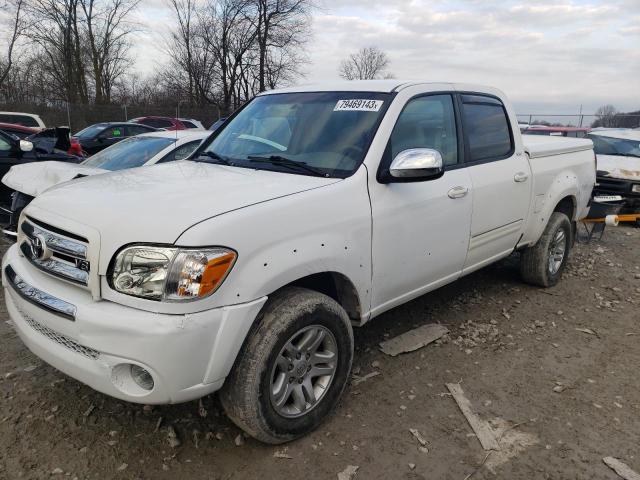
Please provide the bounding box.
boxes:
[1,226,639,480]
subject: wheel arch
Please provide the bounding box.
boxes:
[276,271,363,323]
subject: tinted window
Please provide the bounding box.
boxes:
[81,136,174,170]
[101,126,126,138]
[462,99,512,161]
[139,118,173,128]
[126,125,153,136]
[0,114,39,127]
[181,121,197,129]
[159,140,201,163]
[389,95,458,166]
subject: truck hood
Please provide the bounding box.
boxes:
[596,154,640,181]
[29,161,341,246]
[2,161,108,197]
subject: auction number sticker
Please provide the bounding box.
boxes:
[334,99,384,112]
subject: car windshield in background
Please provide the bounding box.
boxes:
[197,92,391,177]
[75,124,108,139]
[589,134,640,158]
[81,136,174,170]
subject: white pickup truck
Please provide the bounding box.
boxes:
[2,81,595,444]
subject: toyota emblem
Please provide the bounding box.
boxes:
[30,235,50,260]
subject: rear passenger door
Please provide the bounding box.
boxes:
[459,94,531,272]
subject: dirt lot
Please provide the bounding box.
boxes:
[0,226,639,480]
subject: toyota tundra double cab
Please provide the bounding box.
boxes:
[2,81,595,444]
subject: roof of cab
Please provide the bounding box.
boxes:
[261,80,503,98]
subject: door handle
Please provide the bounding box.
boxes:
[448,186,469,199]
[514,172,529,182]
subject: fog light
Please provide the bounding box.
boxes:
[130,365,154,391]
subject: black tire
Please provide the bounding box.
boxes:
[520,212,572,287]
[219,287,354,444]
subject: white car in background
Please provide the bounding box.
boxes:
[2,130,210,236]
[0,111,46,129]
[589,129,640,212]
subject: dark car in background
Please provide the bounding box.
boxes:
[130,116,203,130]
[0,128,81,210]
[73,122,157,155]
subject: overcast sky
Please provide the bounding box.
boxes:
[134,0,639,114]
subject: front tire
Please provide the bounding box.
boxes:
[520,212,572,287]
[220,287,354,444]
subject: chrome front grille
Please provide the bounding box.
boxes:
[20,218,90,286]
[22,311,99,360]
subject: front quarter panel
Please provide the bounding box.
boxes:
[175,167,373,319]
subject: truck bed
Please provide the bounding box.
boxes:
[523,134,593,159]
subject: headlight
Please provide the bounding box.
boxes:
[111,245,236,301]
[632,184,640,194]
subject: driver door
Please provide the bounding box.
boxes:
[368,93,473,316]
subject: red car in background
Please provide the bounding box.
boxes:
[130,116,204,131]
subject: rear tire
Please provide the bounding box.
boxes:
[520,212,572,287]
[220,287,354,444]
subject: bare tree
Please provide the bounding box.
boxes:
[0,0,27,88]
[253,0,311,92]
[339,46,392,81]
[593,104,618,128]
[80,0,139,104]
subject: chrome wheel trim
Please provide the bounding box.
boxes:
[548,228,566,275]
[269,325,338,418]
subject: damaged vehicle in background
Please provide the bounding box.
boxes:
[1,130,210,238]
[0,127,82,214]
[589,129,640,214]
[2,81,595,445]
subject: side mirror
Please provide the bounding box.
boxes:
[19,140,34,153]
[389,148,444,180]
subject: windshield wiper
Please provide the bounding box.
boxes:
[248,155,328,177]
[193,151,232,165]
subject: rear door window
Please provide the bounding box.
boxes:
[141,118,173,129]
[461,95,513,162]
[126,125,154,136]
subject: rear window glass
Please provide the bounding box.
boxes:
[81,136,174,170]
[0,114,39,127]
[139,118,173,128]
[462,99,513,161]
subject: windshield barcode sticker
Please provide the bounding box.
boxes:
[334,99,384,112]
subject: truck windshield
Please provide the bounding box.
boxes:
[589,134,640,158]
[82,136,174,170]
[197,91,391,177]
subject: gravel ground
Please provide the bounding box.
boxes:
[0,226,639,480]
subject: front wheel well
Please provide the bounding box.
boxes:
[278,272,362,322]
